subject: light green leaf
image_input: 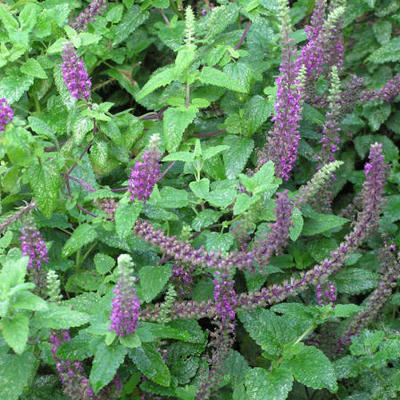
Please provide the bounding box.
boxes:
[175,45,196,75]
[163,152,195,162]
[368,37,400,63]
[349,330,385,356]
[0,253,28,295]
[189,178,210,199]
[233,193,256,215]
[302,213,349,236]
[223,136,254,179]
[20,58,47,79]
[47,38,68,54]
[204,189,236,208]
[2,314,29,354]
[120,332,141,348]
[129,343,171,387]
[158,187,189,208]
[239,161,277,194]
[13,291,48,311]
[90,343,127,393]
[57,331,95,360]
[26,162,60,218]
[163,107,197,152]
[202,145,229,161]
[0,352,36,400]
[199,67,248,93]
[115,202,143,239]
[136,67,176,100]
[28,116,56,141]
[289,208,303,241]
[94,253,115,275]
[245,367,293,400]
[33,303,90,329]
[106,4,124,23]
[19,3,40,32]
[334,268,378,295]
[282,345,337,392]
[138,265,172,303]
[0,4,18,33]
[333,304,364,318]
[61,224,98,258]
[0,71,34,104]
[113,5,149,46]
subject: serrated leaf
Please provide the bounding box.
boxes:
[136,322,191,342]
[20,58,47,79]
[368,37,400,63]
[130,343,171,387]
[47,38,68,54]
[28,116,56,141]
[163,107,197,152]
[94,253,115,275]
[334,304,364,318]
[349,330,385,356]
[33,303,90,329]
[199,67,248,93]
[0,4,18,33]
[113,5,149,46]
[138,265,172,303]
[0,352,36,400]
[189,178,210,198]
[0,252,28,295]
[204,188,236,208]
[115,202,142,239]
[90,343,127,393]
[136,67,176,100]
[13,291,48,311]
[26,162,60,218]
[289,208,303,241]
[120,333,141,348]
[223,136,254,179]
[302,213,348,236]
[354,134,398,162]
[163,152,194,162]
[158,187,189,208]
[202,145,229,160]
[334,268,378,295]
[245,367,293,400]
[57,332,95,360]
[61,224,98,258]
[282,345,337,392]
[233,193,257,215]
[2,314,29,354]
[0,71,34,104]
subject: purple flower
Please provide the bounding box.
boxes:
[20,225,49,271]
[62,43,91,101]
[0,98,13,131]
[110,255,140,337]
[71,0,108,33]
[213,271,237,324]
[128,136,161,203]
[49,330,94,400]
[316,281,336,308]
[360,74,400,104]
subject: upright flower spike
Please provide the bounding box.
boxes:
[0,98,13,131]
[70,0,108,33]
[128,134,161,203]
[20,224,49,271]
[184,6,195,46]
[110,254,141,337]
[62,43,92,101]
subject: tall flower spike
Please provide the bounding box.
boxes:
[70,0,108,33]
[128,134,162,203]
[47,270,63,303]
[0,98,13,131]
[110,254,141,337]
[184,6,195,46]
[62,43,92,101]
[20,224,49,271]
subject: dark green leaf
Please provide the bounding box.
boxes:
[115,202,142,239]
[137,265,172,303]
[61,224,98,258]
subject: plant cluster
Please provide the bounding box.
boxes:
[0,0,400,399]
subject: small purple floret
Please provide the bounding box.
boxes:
[0,98,13,131]
[20,225,49,271]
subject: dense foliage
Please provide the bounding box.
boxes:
[0,0,400,399]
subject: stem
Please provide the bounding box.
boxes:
[159,8,170,25]
[33,92,41,113]
[186,82,190,108]
[0,202,37,233]
[62,174,96,192]
[81,241,98,265]
[234,20,252,50]
[169,0,183,19]
[159,161,176,180]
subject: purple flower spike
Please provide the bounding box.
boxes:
[71,0,108,33]
[110,255,141,337]
[0,98,13,131]
[20,225,49,271]
[128,135,161,203]
[62,43,92,101]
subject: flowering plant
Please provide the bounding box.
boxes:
[0,0,400,399]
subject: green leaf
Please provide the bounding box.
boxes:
[163,107,197,152]
[334,268,378,295]
[136,322,190,342]
[115,202,142,239]
[61,224,98,258]
[129,343,171,387]
[57,332,95,360]
[302,213,349,236]
[137,265,172,303]
[158,187,189,208]
[243,95,273,136]
[205,232,234,253]
[13,291,48,311]
[334,356,359,380]
[136,67,176,100]
[289,208,303,241]
[239,161,277,194]
[245,367,293,400]
[0,70,34,104]
[199,67,248,93]
[94,253,115,275]
[113,5,149,46]
[373,20,392,45]
[33,303,90,329]
[368,37,400,63]
[0,352,36,400]
[349,330,385,356]
[334,304,364,318]
[163,152,195,162]
[27,161,60,218]
[2,314,29,354]
[233,193,258,215]
[120,333,141,348]
[223,136,254,179]
[204,4,239,42]
[202,145,229,161]
[47,38,68,54]
[303,103,325,126]
[20,58,47,79]
[106,4,124,22]
[204,188,236,208]
[28,116,56,142]
[354,134,399,162]
[90,343,127,393]
[189,178,210,199]
[0,253,28,295]
[282,345,338,392]
[175,45,196,75]
[0,4,18,33]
